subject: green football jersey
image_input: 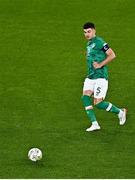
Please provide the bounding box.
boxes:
[86,36,109,80]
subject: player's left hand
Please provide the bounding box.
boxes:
[93,62,102,69]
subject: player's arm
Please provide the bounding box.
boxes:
[93,45,116,69]
[99,48,116,67]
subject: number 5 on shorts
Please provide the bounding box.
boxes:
[96,87,101,96]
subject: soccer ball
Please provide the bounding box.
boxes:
[28,148,42,162]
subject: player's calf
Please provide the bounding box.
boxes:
[81,95,101,131]
[95,99,127,125]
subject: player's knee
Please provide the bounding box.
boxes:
[94,98,103,105]
[81,91,88,102]
[83,90,92,96]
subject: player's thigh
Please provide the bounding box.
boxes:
[83,78,95,95]
[94,78,108,99]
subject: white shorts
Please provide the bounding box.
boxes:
[83,78,108,99]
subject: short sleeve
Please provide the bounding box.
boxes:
[97,38,110,52]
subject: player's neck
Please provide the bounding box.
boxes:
[91,35,96,39]
[89,35,96,41]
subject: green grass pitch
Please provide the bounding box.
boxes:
[0,0,134,178]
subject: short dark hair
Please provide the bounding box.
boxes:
[83,22,95,29]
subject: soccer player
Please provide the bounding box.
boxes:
[82,22,127,132]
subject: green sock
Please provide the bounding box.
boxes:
[86,109,97,122]
[95,101,120,114]
[82,95,97,122]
